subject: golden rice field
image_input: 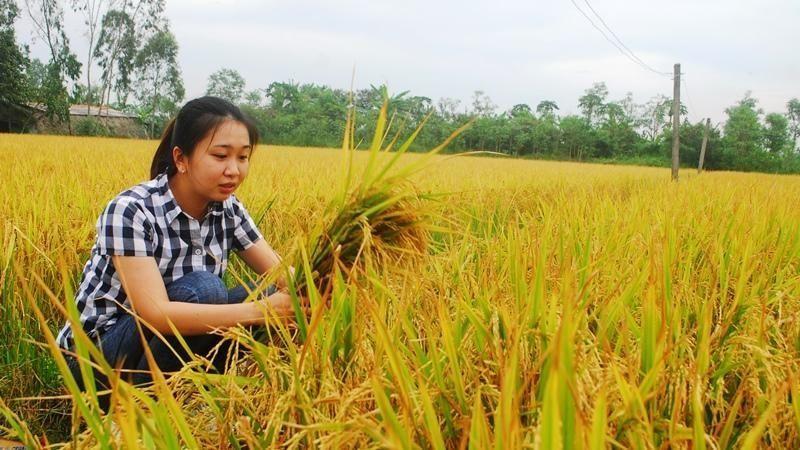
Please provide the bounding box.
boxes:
[1,133,800,448]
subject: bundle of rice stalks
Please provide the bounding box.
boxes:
[287,89,471,304]
[298,184,427,299]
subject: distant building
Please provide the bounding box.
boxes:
[0,102,35,133]
[0,103,146,138]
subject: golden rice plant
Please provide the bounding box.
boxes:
[2,124,800,448]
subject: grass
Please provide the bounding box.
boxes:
[1,126,800,448]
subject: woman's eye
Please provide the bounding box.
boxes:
[239,155,250,161]
[213,154,226,159]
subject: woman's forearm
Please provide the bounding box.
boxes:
[142,301,265,336]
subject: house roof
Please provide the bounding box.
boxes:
[24,103,138,119]
[69,104,138,119]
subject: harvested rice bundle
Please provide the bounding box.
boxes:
[296,184,427,299]
[288,91,470,304]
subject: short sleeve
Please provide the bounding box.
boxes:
[95,199,155,257]
[231,196,264,252]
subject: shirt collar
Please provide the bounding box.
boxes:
[208,199,230,217]
[155,173,234,224]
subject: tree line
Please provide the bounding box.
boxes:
[2,0,799,173]
[2,0,182,135]
[212,75,800,173]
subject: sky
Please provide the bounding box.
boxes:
[16,0,800,124]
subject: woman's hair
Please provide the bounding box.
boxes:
[150,96,260,179]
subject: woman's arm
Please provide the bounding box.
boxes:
[112,255,294,335]
[236,239,293,289]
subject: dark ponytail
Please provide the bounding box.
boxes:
[150,118,178,179]
[149,96,260,179]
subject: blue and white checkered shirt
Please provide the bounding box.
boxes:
[56,172,263,350]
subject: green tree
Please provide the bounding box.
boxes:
[69,82,102,104]
[470,90,496,117]
[206,68,246,104]
[0,0,29,107]
[596,101,637,157]
[506,105,534,155]
[94,9,136,107]
[132,26,184,137]
[578,82,608,125]
[69,0,123,112]
[395,95,432,126]
[262,81,300,142]
[296,84,347,147]
[266,81,300,112]
[255,82,350,148]
[763,112,790,156]
[93,1,163,108]
[722,93,764,158]
[530,115,560,155]
[717,93,784,172]
[641,94,671,142]
[436,97,461,121]
[242,89,264,108]
[619,92,638,120]
[510,103,533,118]
[559,115,594,160]
[22,0,82,121]
[786,98,800,152]
[535,100,559,118]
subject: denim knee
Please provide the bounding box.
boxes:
[166,271,228,305]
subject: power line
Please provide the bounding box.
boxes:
[587,1,697,119]
[581,0,672,77]
[568,0,671,78]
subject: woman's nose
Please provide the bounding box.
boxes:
[224,160,239,176]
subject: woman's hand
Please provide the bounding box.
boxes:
[259,291,310,322]
[275,265,296,291]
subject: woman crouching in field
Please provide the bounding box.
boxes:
[56,96,301,410]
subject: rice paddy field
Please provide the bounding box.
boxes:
[1,133,800,448]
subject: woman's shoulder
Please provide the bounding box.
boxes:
[92,177,164,256]
[100,175,166,219]
[117,175,164,202]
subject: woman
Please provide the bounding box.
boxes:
[56,96,297,406]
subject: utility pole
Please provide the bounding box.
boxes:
[671,63,681,181]
[698,118,711,173]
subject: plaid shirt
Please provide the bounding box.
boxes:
[56,173,263,350]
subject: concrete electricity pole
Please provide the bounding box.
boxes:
[698,118,711,173]
[671,63,681,181]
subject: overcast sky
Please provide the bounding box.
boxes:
[17,0,799,124]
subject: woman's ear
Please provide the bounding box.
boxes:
[172,146,186,174]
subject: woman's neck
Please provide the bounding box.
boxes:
[168,175,208,220]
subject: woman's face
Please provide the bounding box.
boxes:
[178,119,252,203]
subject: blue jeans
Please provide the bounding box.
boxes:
[66,271,275,409]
